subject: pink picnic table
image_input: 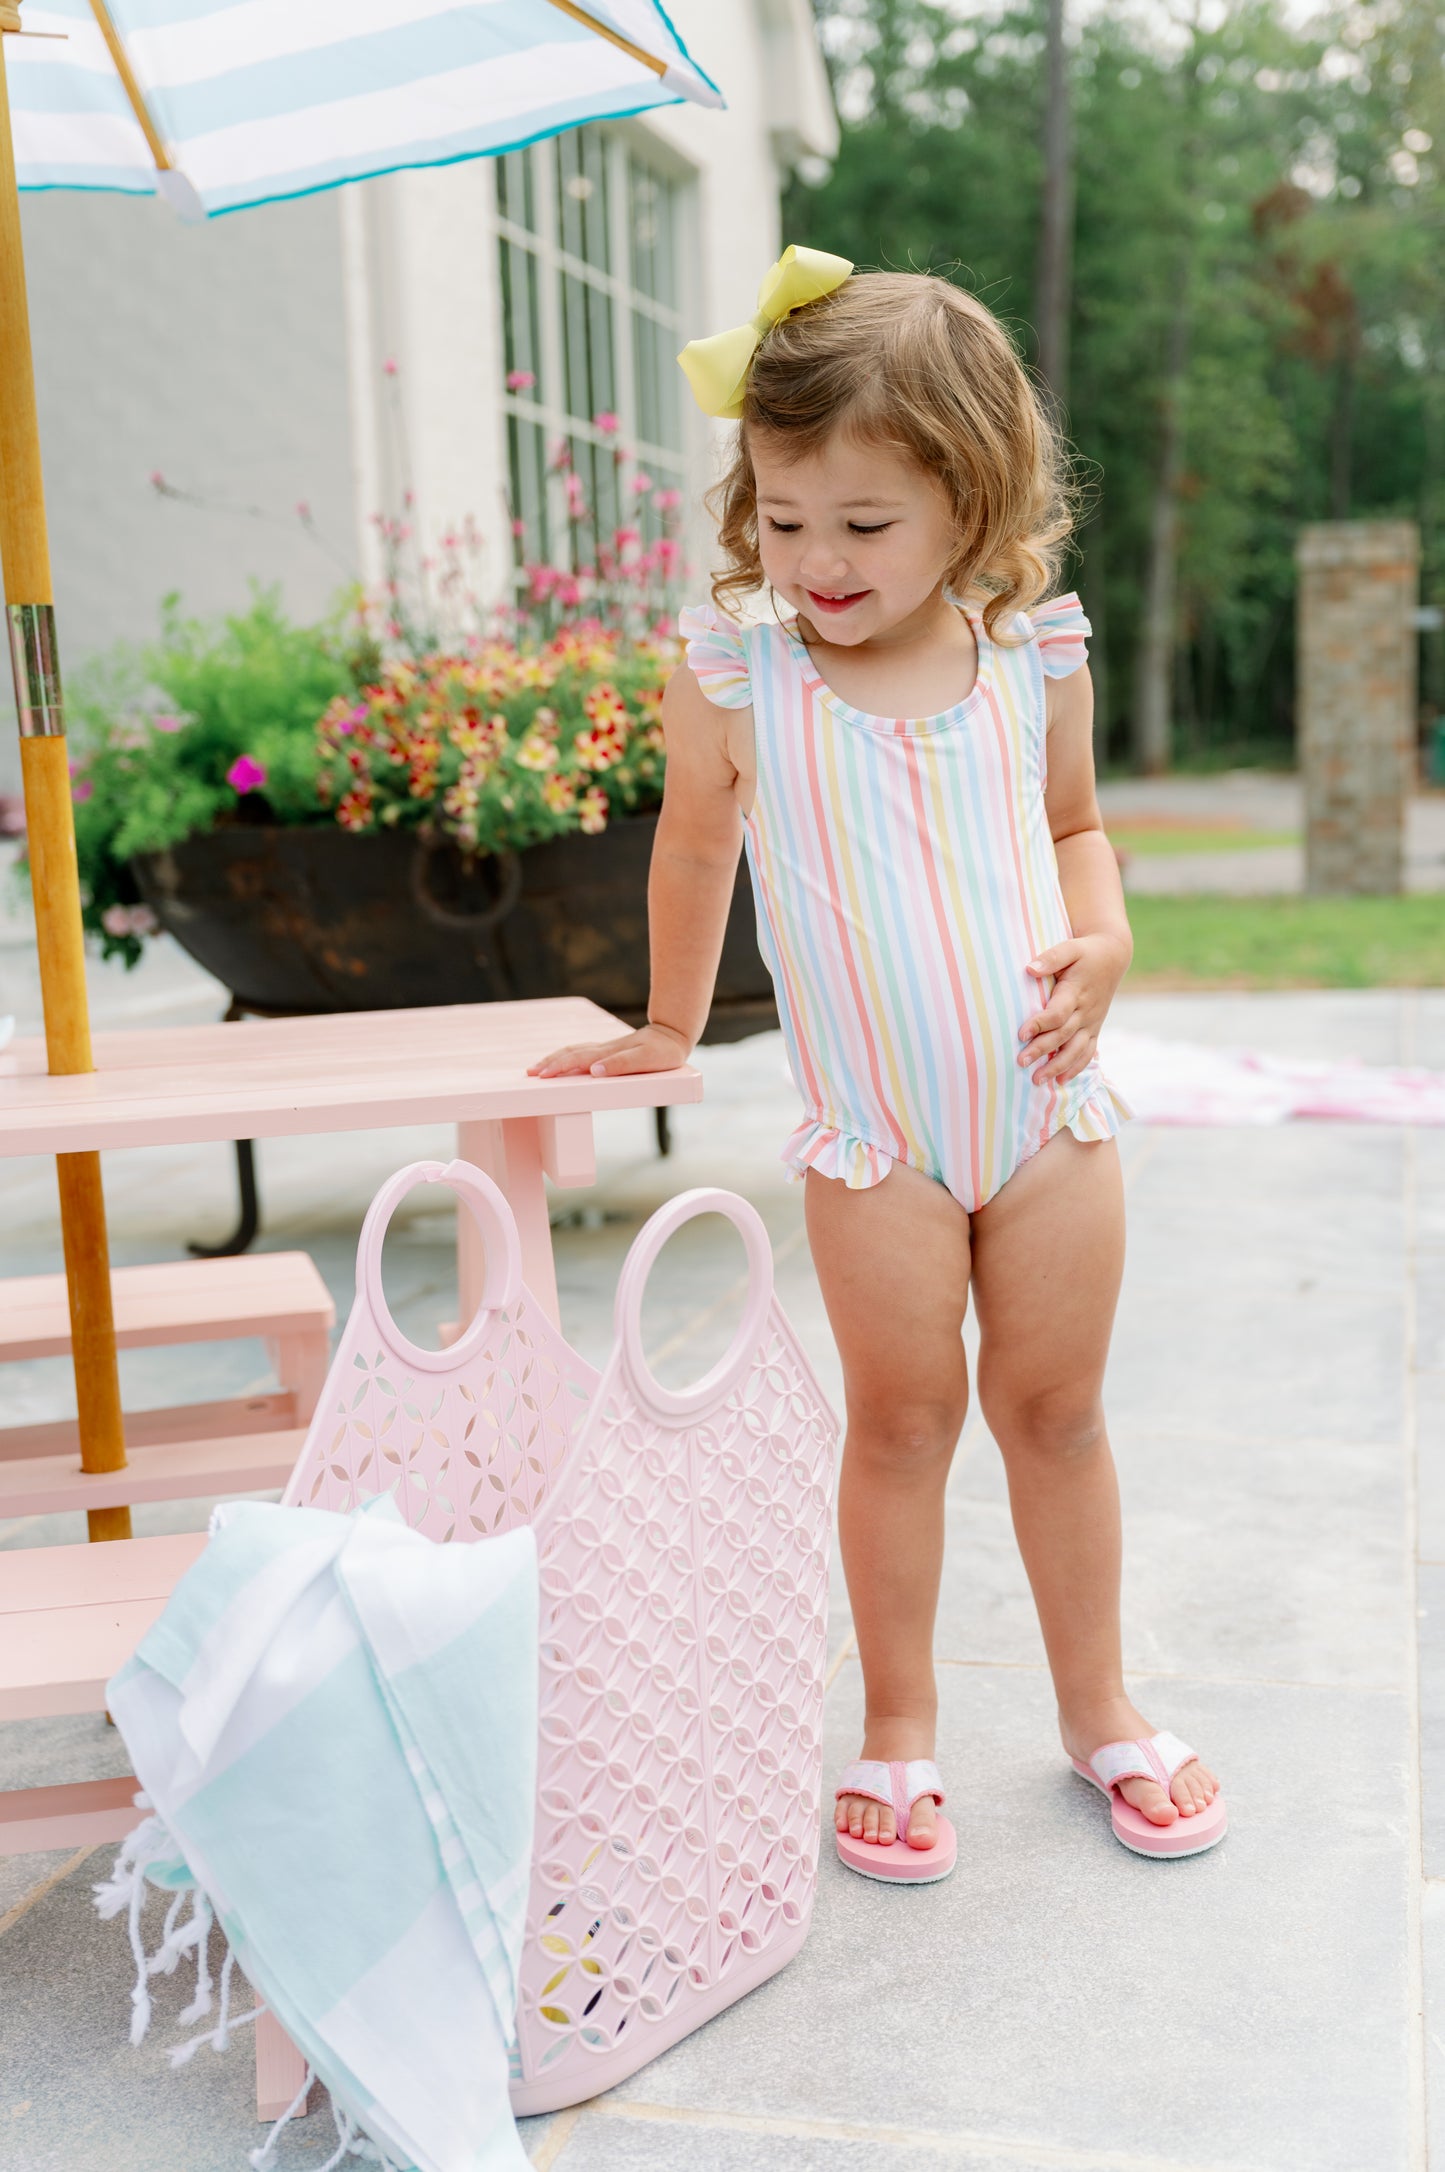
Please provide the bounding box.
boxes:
[0,999,703,1325]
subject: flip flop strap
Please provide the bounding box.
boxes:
[836,1758,945,1841]
[1089,1732,1197,1792]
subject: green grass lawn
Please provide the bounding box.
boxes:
[1125,894,1445,987]
[1108,824,1300,857]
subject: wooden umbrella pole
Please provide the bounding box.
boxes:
[539,0,671,78]
[0,20,129,1541]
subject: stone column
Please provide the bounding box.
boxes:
[1296,521,1419,896]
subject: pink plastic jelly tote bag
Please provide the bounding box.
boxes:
[284,1158,838,2111]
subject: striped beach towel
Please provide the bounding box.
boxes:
[97,1495,538,2172]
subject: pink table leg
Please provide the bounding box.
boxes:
[455,1114,595,1329]
[255,2003,310,2120]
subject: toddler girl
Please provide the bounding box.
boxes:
[532,250,1224,1879]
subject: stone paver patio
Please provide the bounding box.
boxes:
[0,913,1441,2170]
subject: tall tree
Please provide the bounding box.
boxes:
[1132,32,1200,776]
[1034,0,1073,406]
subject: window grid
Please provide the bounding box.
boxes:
[497,126,689,570]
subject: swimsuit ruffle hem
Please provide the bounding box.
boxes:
[781,1071,1133,1201]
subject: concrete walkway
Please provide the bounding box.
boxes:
[0,929,1441,2169]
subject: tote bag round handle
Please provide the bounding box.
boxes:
[612,1187,774,1419]
[356,1159,523,1373]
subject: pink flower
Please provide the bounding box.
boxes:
[383,357,398,377]
[631,473,653,496]
[551,439,572,471]
[227,754,267,794]
[593,410,621,436]
[613,526,641,551]
[506,369,536,392]
[151,713,184,733]
[295,500,311,521]
[654,488,682,513]
[72,778,93,803]
[511,518,527,538]
[101,904,157,938]
[565,473,588,519]
[148,469,166,490]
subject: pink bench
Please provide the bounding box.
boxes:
[0,1251,332,1523]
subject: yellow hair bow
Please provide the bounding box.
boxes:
[677,244,854,420]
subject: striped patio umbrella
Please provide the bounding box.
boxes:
[6,0,720,216]
[0,0,722,1539]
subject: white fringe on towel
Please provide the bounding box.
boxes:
[95,1814,397,2172]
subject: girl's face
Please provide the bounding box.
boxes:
[750,430,958,646]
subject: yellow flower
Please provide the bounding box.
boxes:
[542,773,576,813]
[517,733,559,770]
[579,786,608,835]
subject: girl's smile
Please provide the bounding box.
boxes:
[804,587,871,615]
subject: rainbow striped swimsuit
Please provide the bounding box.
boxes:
[680,594,1130,1214]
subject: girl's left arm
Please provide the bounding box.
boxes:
[1017,662,1133,1086]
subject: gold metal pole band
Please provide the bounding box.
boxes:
[8,600,63,735]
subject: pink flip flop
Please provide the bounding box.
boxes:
[834,1758,957,1884]
[1070,1731,1227,1858]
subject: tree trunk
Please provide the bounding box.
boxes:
[1131,50,1198,777]
[1034,0,1073,406]
[1329,342,1355,519]
[1132,277,1190,774]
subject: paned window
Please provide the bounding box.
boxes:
[496,128,689,569]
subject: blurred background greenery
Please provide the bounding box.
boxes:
[785,0,1445,776]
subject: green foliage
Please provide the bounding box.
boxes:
[66,590,356,964]
[786,0,1445,760]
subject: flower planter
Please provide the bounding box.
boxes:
[132,812,777,1043]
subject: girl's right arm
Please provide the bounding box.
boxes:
[527,664,746,1078]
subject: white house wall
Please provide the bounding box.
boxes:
[2,187,356,792]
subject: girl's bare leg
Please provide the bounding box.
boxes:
[970,1128,1218,1826]
[805,1160,971,1850]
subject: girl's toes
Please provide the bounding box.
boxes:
[905,1799,938,1851]
[863,1804,880,1844]
[847,1801,865,1838]
[1120,1775,1177,1826]
[1171,1762,1216,1817]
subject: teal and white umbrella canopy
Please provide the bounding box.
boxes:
[6,0,723,217]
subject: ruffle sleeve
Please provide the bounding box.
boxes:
[679,603,753,711]
[1028,592,1091,679]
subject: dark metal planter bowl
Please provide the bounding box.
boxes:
[132,811,778,1043]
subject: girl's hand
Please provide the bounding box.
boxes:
[1017,933,1131,1086]
[527,1020,693,1080]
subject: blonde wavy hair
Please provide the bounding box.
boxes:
[710,271,1074,640]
